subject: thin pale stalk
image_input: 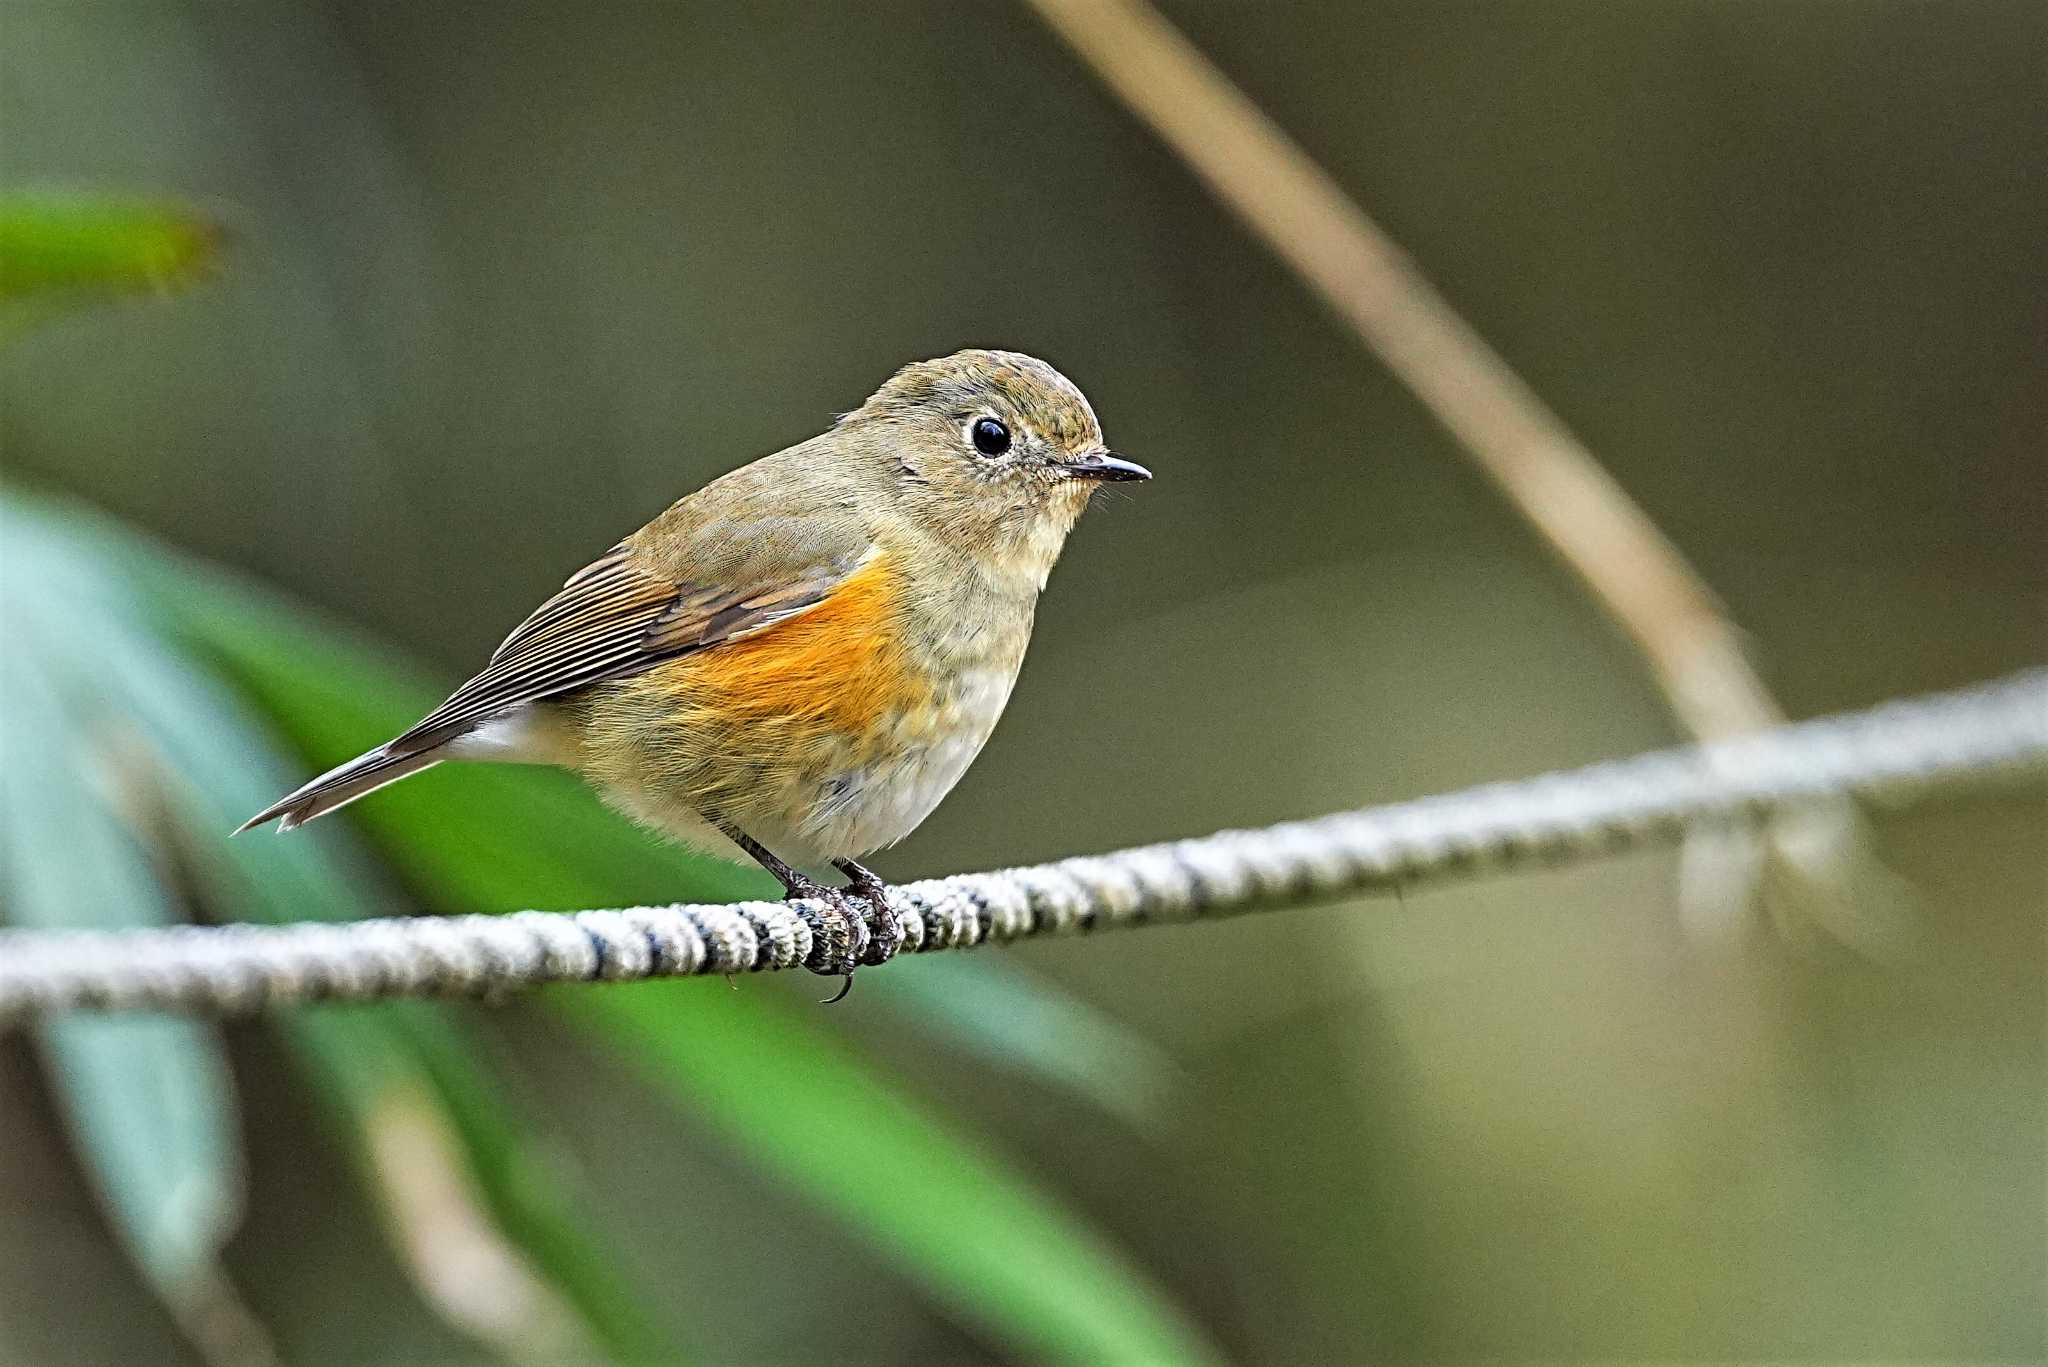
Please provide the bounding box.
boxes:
[1021,0,1915,949]
[1022,0,1769,740]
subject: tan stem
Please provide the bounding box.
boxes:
[1024,0,1777,740]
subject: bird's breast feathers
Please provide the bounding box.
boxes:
[653,547,928,734]
[568,546,1032,858]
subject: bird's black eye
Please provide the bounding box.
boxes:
[970,416,1011,457]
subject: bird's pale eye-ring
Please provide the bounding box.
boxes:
[969,416,1012,458]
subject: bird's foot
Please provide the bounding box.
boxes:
[833,858,906,967]
[758,864,905,1002]
[780,874,869,1000]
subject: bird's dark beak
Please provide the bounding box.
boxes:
[1060,450,1152,482]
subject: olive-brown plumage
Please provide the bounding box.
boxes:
[241,350,1147,966]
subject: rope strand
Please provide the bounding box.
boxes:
[3,669,2043,1022]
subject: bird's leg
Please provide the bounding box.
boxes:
[832,857,905,965]
[717,824,867,1000]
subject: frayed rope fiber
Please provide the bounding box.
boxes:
[2,669,2043,1021]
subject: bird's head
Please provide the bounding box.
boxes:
[840,349,1148,589]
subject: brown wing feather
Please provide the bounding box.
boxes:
[385,542,868,755]
[239,519,874,833]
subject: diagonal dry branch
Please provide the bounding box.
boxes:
[1022,0,1902,945]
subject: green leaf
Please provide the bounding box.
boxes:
[377,1006,675,1362]
[118,508,1219,1363]
[883,954,1179,1133]
[283,1005,675,1364]
[575,983,1215,1364]
[129,659,674,1360]
[0,192,223,300]
[0,516,246,1349]
[3,492,674,1362]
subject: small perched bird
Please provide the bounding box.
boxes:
[241,349,1148,991]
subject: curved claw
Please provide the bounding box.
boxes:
[821,972,855,1005]
[834,861,906,967]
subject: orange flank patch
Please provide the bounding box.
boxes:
[649,552,923,735]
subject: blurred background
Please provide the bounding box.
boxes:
[2,2,2043,1362]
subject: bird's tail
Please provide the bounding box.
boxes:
[236,745,443,833]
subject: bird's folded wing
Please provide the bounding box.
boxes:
[387,540,872,755]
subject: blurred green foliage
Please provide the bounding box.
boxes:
[0,203,254,1363]
[0,194,220,298]
[0,194,221,347]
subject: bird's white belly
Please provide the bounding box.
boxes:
[790,663,1018,858]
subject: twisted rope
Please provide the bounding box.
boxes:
[3,669,2043,1022]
